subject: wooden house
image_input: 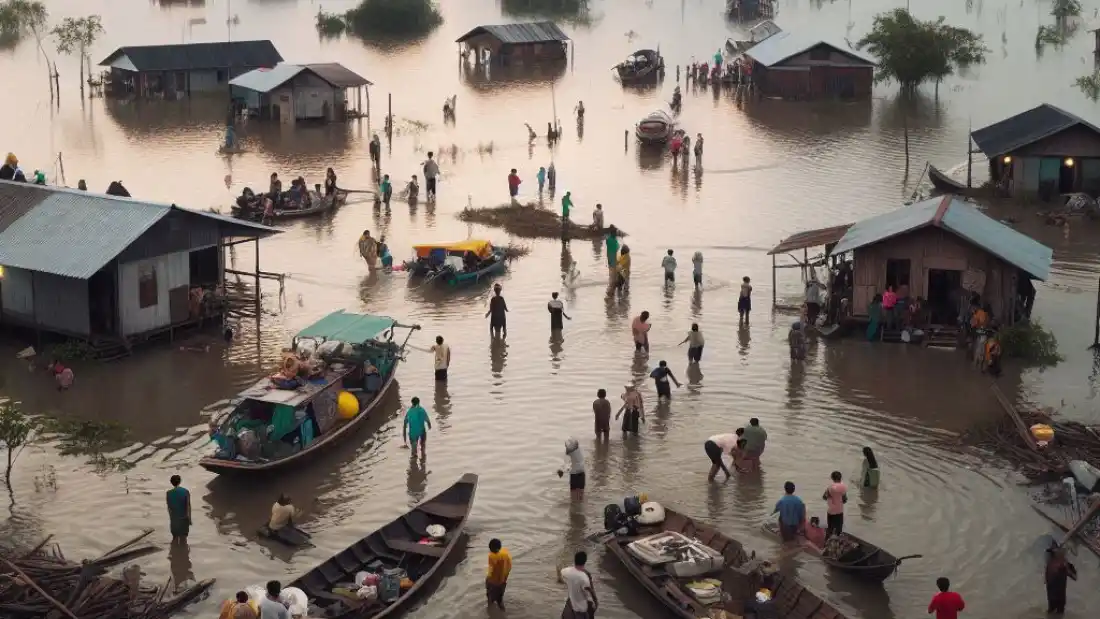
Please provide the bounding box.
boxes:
[742,31,875,100]
[99,40,283,99]
[831,196,1052,326]
[230,63,371,124]
[456,22,570,66]
[971,103,1100,200]
[0,182,279,352]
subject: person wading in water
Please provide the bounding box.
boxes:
[548,292,571,332]
[485,283,509,338]
[166,475,191,544]
[616,384,644,435]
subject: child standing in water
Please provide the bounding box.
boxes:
[692,251,703,289]
[536,166,546,195]
[738,276,753,325]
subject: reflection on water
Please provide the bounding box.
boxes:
[3,0,1100,617]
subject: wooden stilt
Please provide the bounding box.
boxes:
[772,253,777,307]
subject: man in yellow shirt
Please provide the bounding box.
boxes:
[486,538,512,611]
[269,494,297,531]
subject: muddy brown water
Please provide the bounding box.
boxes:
[2,0,1100,617]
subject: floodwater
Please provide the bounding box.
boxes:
[2,0,1100,617]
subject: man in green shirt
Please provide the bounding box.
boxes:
[742,417,767,471]
[561,191,573,223]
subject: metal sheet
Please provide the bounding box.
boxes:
[32,271,90,335]
[118,252,190,336]
[0,266,33,317]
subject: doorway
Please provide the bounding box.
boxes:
[927,268,961,325]
[88,266,117,335]
[1059,159,1076,193]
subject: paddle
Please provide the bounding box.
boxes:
[894,554,922,563]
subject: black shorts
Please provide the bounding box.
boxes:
[738,296,752,314]
[426,177,437,193]
[704,440,723,464]
[693,273,702,285]
[569,472,586,490]
[664,271,675,282]
[688,345,703,362]
[486,580,507,604]
[490,318,506,329]
[656,381,671,398]
[634,340,649,352]
[434,368,448,381]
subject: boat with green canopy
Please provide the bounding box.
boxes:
[199,310,420,475]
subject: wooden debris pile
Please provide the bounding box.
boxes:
[458,202,628,240]
[963,404,1100,480]
[0,529,214,619]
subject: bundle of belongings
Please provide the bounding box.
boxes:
[822,534,861,561]
[627,531,725,578]
[330,564,416,611]
[685,578,723,604]
[604,494,665,536]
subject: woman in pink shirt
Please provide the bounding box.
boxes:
[881,286,899,331]
[822,470,848,537]
[631,311,651,353]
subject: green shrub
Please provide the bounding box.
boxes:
[315,10,347,36]
[502,0,587,17]
[344,0,442,37]
[48,339,95,361]
[999,319,1063,367]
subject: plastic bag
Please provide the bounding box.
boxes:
[279,586,308,618]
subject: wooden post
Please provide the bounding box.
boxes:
[772,253,777,307]
[1093,275,1100,347]
[624,129,628,151]
[365,86,370,121]
[903,112,910,173]
[254,237,260,312]
[386,92,392,139]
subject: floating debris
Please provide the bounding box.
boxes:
[458,202,627,240]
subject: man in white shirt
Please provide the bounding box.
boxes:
[430,335,451,381]
[559,551,597,619]
[258,581,289,619]
[423,152,440,201]
[661,249,677,284]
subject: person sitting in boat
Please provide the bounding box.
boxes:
[268,494,297,532]
[463,251,479,272]
[269,173,283,204]
[324,168,337,197]
[406,175,420,201]
[804,516,826,547]
[237,187,256,210]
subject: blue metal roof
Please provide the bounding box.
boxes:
[456,21,570,45]
[0,181,279,279]
[832,196,1053,280]
[743,31,875,68]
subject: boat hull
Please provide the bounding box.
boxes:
[927,163,971,195]
[605,507,851,619]
[288,474,478,619]
[197,362,398,475]
[232,189,348,221]
[761,521,910,584]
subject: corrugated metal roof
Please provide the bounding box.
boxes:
[296,310,396,343]
[230,63,373,93]
[832,196,1053,280]
[0,181,280,279]
[743,31,875,68]
[970,103,1100,158]
[768,224,853,255]
[99,40,283,72]
[0,180,51,233]
[456,21,570,45]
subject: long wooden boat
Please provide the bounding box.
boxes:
[199,311,420,475]
[614,49,664,84]
[405,239,508,287]
[761,521,920,583]
[927,163,970,195]
[287,474,478,619]
[232,188,348,221]
[605,507,851,619]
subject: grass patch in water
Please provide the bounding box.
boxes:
[458,202,627,240]
[999,319,1063,368]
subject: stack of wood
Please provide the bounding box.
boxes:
[0,529,214,619]
[964,403,1100,480]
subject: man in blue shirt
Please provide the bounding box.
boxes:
[773,481,806,542]
[403,397,432,460]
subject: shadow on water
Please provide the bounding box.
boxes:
[635,142,666,171]
[741,98,874,142]
[460,60,569,94]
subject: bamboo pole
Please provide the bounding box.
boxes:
[0,556,80,619]
[1060,499,1100,547]
[1093,275,1099,348]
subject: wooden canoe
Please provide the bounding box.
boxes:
[287,474,478,619]
[197,360,399,475]
[761,522,921,584]
[927,163,971,195]
[232,189,348,221]
[605,507,852,619]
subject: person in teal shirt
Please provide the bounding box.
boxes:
[561,191,573,223]
[166,475,191,543]
[380,174,392,209]
[536,166,546,194]
[605,225,620,273]
[403,397,432,459]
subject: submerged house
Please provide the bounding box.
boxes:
[971,103,1100,200]
[456,22,570,66]
[99,40,283,98]
[834,196,1052,325]
[229,63,371,124]
[742,31,875,100]
[0,181,278,350]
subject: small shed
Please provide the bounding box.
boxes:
[742,31,875,100]
[832,195,1052,325]
[230,63,372,124]
[767,223,853,309]
[456,22,570,66]
[971,103,1100,200]
[0,181,279,348]
[99,40,283,98]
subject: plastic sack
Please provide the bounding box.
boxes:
[279,586,308,618]
[245,584,267,604]
[426,524,446,539]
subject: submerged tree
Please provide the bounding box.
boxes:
[0,401,36,488]
[51,15,103,99]
[502,0,587,17]
[1051,0,1082,22]
[0,0,46,45]
[857,8,988,93]
[1075,71,1100,101]
[344,0,442,37]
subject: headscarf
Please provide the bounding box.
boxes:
[565,437,579,454]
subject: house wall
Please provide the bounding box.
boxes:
[462,33,504,57]
[118,251,190,336]
[779,45,873,68]
[755,66,809,99]
[850,227,1017,322]
[756,64,872,100]
[0,267,90,335]
[1013,125,1100,158]
[188,69,223,93]
[117,211,220,263]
